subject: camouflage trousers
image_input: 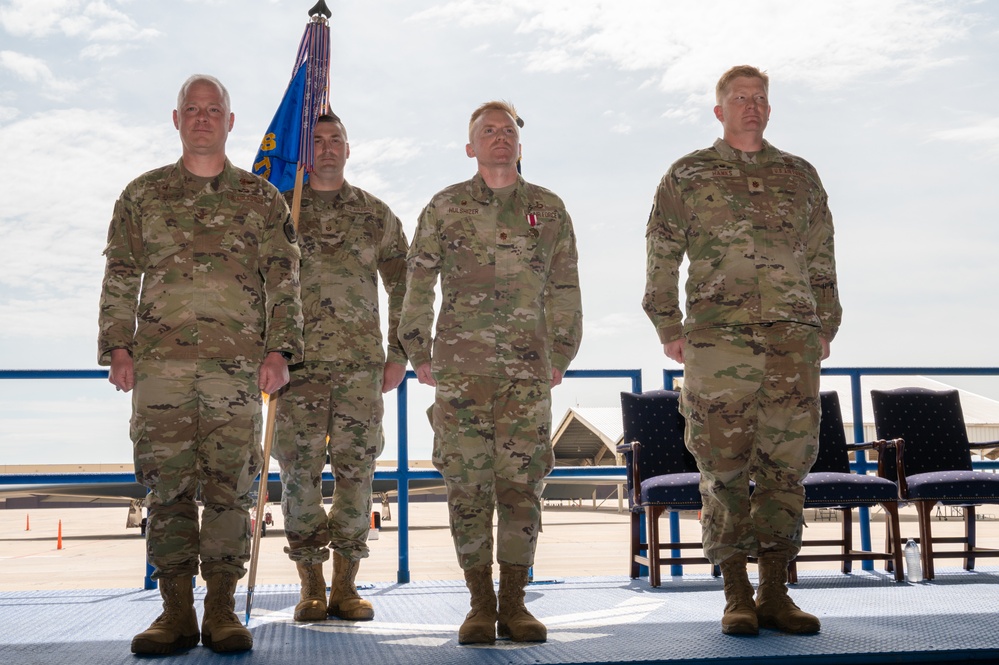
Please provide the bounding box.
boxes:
[131,359,262,580]
[679,323,821,565]
[272,362,384,564]
[430,374,554,571]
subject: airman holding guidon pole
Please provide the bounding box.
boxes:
[272,112,409,623]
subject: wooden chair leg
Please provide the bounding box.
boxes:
[841,508,853,574]
[916,501,935,580]
[647,506,661,588]
[883,501,904,582]
[630,511,641,579]
[964,506,977,571]
[787,559,798,584]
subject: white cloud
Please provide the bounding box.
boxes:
[349,137,422,167]
[412,0,973,102]
[0,108,177,340]
[0,50,81,95]
[0,0,996,403]
[930,116,999,156]
[0,0,79,37]
[2,50,53,82]
[80,43,124,60]
[0,0,158,45]
[408,2,518,26]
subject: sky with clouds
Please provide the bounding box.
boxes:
[1,0,997,464]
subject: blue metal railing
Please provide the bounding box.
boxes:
[2,367,995,583]
[387,368,641,582]
[662,366,999,575]
[0,367,640,586]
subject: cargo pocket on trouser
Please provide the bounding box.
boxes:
[494,378,551,567]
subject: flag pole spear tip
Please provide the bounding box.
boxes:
[308,0,331,18]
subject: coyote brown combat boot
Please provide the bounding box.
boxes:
[294,561,327,621]
[130,575,200,654]
[719,554,758,635]
[201,572,253,652]
[756,554,821,634]
[497,563,546,642]
[328,552,374,620]
[458,565,497,644]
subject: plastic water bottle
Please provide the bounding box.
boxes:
[904,539,923,583]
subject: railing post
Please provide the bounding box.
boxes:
[847,370,874,570]
[3,367,997,587]
[395,373,413,584]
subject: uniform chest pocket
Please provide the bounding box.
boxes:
[142,217,189,267]
[218,225,258,257]
[500,226,547,274]
[441,218,492,267]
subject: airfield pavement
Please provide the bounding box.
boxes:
[1,499,997,591]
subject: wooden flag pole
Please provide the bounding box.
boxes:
[245,392,278,626]
[244,151,307,629]
[244,0,328,625]
[290,163,306,231]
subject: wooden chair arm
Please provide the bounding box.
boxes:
[871,437,907,498]
[843,440,879,453]
[620,440,644,506]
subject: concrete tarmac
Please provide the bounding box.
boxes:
[1,501,996,591]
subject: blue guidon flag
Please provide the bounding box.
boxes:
[252,15,331,193]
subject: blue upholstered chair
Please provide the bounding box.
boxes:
[871,387,999,580]
[791,391,905,582]
[617,390,712,587]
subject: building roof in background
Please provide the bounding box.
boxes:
[552,407,623,465]
[817,375,999,425]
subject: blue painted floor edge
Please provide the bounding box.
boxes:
[2,569,998,665]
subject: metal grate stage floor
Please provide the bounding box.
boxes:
[2,569,999,665]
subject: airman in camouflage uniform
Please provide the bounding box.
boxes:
[400,101,582,645]
[98,75,303,655]
[271,114,408,623]
[643,66,841,636]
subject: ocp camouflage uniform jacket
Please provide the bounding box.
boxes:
[400,173,583,381]
[643,138,842,344]
[286,181,408,368]
[98,159,304,365]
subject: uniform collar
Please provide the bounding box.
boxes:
[468,171,526,205]
[305,178,357,203]
[713,138,782,165]
[169,158,239,194]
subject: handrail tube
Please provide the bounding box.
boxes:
[386,367,641,582]
[663,366,999,574]
[1,367,995,584]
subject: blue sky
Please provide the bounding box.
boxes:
[1,0,997,464]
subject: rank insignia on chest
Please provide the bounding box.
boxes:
[748,177,765,193]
